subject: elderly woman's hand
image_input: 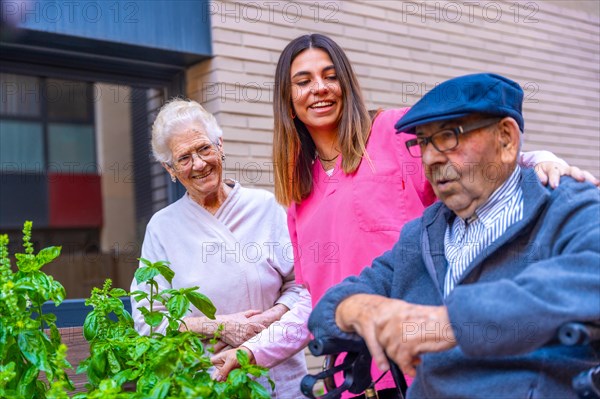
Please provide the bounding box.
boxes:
[214,305,290,348]
[211,340,231,354]
[246,303,289,328]
[179,309,266,347]
[209,304,291,356]
[211,346,256,382]
[180,305,290,349]
[213,310,267,348]
[535,161,600,188]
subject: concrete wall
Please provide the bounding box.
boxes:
[94,83,136,255]
[188,0,599,190]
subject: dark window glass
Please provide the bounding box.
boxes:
[0,73,41,117]
[46,79,91,121]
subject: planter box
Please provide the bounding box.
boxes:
[43,298,131,328]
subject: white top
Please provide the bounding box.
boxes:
[131,182,311,398]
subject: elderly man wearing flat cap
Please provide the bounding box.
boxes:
[309,73,600,398]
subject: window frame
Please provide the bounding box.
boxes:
[0,73,97,174]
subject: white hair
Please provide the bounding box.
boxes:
[151,98,223,163]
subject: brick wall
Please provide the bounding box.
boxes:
[187,0,600,377]
[188,0,599,188]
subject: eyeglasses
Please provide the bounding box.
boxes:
[405,117,502,158]
[170,143,218,169]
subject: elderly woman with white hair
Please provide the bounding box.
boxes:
[130,98,311,398]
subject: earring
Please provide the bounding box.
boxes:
[221,155,226,161]
[171,175,176,183]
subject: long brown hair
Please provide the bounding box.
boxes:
[273,34,371,206]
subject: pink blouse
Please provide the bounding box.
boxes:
[288,108,437,394]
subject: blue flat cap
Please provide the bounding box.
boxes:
[395,73,524,134]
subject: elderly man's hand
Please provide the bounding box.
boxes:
[336,294,457,377]
[535,161,600,188]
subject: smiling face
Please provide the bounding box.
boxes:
[165,126,223,202]
[419,115,518,219]
[290,48,343,139]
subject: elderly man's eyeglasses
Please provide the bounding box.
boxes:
[405,117,502,158]
[171,143,218,169]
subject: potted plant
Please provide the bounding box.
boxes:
[76,259,273,398]
[0,221,72,399]
[1,222,275,398]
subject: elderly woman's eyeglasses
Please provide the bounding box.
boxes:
[404,117,502,158]
[171,143,218,169]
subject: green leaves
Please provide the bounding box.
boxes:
[130,290,148,303]
[106,350,121,374]
[83,311,99,341]
[2,226,276,398]
[235,349,273,390]
[83,279,136,345]
[0,222,72,399]
[49,280,66,305]
[17,365,38,398]
[14,253,36,272]
[149,379,171,398]
[248,380,271,399]
[110,288,128,298]
[135,259,174,285]
[134,266,160,284]
[140,308,164,328]
[77,256,275,398]
[18,330,51,373]
[131,340,150,360]
[237,348,251,367]
[186,291,217,320]
[15,247,59,273]
[167,294,189,320]
[36,246,62,268]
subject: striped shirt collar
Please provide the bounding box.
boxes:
[444,165,524,296]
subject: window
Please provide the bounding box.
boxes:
[0,73,101,237]
[0,73,96,174]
